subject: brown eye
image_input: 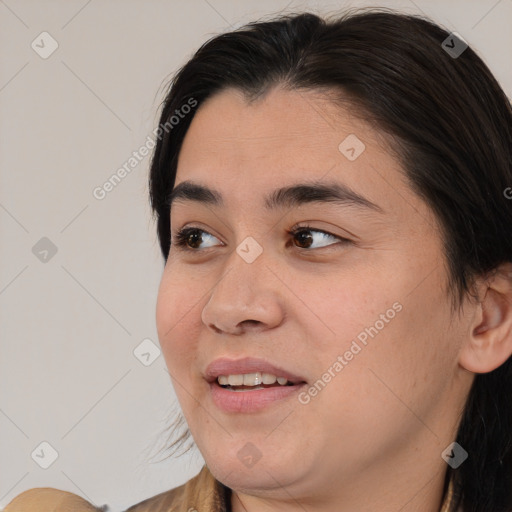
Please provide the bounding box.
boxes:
[184,230,202,249]
[293,229,314,249]
[171,227,221,250]
[289,225,348,250]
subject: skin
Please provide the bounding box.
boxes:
[155,85,512,511]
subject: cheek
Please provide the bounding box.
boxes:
[346,285,459,426]
[311,265,456,414]
[155,267,203,371]
[293,269,402,358]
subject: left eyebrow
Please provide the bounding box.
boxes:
[167,179,384,213]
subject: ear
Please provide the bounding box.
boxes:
[459,263,512,373]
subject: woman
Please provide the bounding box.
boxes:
[6,7,512,512]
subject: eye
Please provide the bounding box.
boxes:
[170,224,350,252]
[171,227,222,250]
[287,223,349,250]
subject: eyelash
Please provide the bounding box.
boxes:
[170,224,350,252]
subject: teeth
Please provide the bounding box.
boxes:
[262,373,277,385]
[218,375,229,386]
[228,374,244,386]
[217,372,290,387]
[243,373,261,386]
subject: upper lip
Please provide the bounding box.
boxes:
[205,357,307,384]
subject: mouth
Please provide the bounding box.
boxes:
[205,357,307,412]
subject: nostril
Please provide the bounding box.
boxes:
[241,320,260,327]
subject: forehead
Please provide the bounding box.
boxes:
[178,86,379,165]
[174,86,425,222]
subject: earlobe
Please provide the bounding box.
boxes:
[458,264,512,374]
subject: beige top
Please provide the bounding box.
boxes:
[4,465,459,511]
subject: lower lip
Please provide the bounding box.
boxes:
[209,381,306,413]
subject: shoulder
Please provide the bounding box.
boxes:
[4,487,102,511]
[4,466,230,512]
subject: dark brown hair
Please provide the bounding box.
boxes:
[148,8,512,511]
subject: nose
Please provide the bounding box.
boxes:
[201,250,285,335]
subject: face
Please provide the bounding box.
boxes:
[156,86,474,506]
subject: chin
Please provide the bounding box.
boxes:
[203,441,308,492]
[218,462,301,495]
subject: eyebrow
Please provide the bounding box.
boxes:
[167,179,383,213]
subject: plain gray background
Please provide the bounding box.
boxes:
[1,0,511,510]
